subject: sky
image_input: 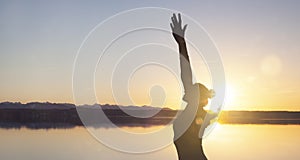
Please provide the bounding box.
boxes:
[0,0,300,111]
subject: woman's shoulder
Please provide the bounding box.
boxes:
[182,83,199,103]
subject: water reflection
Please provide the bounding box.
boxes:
[0,122,166,130]
[0,124,299,160]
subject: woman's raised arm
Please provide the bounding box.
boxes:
[170,13,194,100]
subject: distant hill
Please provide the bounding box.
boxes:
[0,102,173,110]
[0,102,75,110]
[0,102,177,129]
[219,110,300,124]
[0,102,299,129]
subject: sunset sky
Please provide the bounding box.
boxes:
[1,0,300,111]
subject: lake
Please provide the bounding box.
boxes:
[0,124,299,160]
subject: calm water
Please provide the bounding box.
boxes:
[0,124,299,160]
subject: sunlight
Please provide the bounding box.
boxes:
[261,55,282,76]
[224,84,237,109]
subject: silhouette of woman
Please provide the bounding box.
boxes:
[171,13,216,160]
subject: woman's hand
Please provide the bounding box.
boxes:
[170,13,187,44]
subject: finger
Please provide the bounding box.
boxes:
[183,24,187,32]
[171,17,176,25]
[170,23,174,31]
[173,13,178,23]
[172,13,176,22]
[178,13,182,25]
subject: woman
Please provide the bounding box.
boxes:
[170,13,216,160]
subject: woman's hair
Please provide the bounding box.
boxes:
[197,83,215,107]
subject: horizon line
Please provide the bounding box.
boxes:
[1,101,300,112]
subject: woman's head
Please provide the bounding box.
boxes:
[197,83,215,107]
